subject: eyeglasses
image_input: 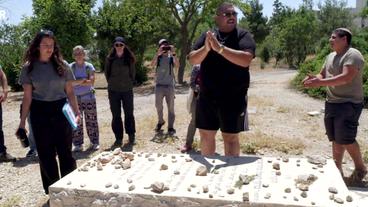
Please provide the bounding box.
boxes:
[114,43,125,47]
[219,11,238,18]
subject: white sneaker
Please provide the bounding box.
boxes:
[72,145,83,152]
[89,144,100,151]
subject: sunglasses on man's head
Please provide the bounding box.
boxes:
[114,43,125,47]
[219,11,238,18]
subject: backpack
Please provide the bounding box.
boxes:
[70,62,92,80]
[156,55,174,75]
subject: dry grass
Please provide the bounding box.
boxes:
[248,95,274,108]
[239,130,305,155]
[0,196,21,207]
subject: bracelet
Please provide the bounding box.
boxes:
[218,44,224,54]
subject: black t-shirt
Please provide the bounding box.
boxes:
[192,27,256,99]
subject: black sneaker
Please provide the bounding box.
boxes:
[155,121,165,132]
[128,134,136,145]
[26,149,38,157]
[112,140,122,148]
[168,128,176,136]
[0,152,16,162]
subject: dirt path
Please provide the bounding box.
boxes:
[0,69,367,206]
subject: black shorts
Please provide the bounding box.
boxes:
[195,93,247,133]
[324,102,363,144]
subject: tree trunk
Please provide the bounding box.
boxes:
[177,26,190,84]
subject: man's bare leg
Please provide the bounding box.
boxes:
[222,132,240,156]
[333,142,345,175]
[199,129,217,156]
[345,141,367,172]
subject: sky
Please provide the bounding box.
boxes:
[0,0,357,25]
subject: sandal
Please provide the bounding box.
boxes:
[349,169,367,183]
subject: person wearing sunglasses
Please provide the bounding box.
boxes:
[70,45,100,152]
[105,36,136,148]
[188,2,255,156]
[18,30,80,194]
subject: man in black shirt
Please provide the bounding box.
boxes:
[188,2,255,156]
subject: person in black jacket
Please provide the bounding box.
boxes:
[105,36,136,147]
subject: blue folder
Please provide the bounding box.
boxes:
[62,102,78,130]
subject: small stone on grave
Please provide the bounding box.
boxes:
[329,194,334,200]
[264,193,271,199]
[127,178,132,183]
[202,185,209,193]
[346,195,353,202]
[301,191,307,198]
[227,188,235,194]
[171,155,176,159]
[174,170,180,175]
[282,157,289,162]
[294,197,299,201]
[151,182,165,193]
[160,164,168,170]
[122,159,131,170]
[262,183,269,188]
[80,183,86,188]
[243,192,249,202]
[273,163,280,170]
[276,171,281,176]
[128,185,135,191]
[105,182,112,188]
[148,157,155,161]
[328,187,338,194]
[190,184,196,188]
[298,184,309,191]
[113,184,119,189]
[284,188,291,193]
[67,181,72,185]
[209,194,213,198]
[334,197,344,204]
[185,158,192,162]
[172,159,177,163]
[196,166,208,176]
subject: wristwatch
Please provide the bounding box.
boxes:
[218,44,224,54]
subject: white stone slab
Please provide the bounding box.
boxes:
[49,152,361,207]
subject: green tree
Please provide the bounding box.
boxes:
[94,0,169,83]
[30,0,96,61]
[166,0,227,84]
[317,0,352,37]
[240,0,269,44]
[281,8,318,68]
[0,24,28,90]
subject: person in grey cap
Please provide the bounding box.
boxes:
[304,28,367,184]
[105,36,136,147]
[151,39,179,135]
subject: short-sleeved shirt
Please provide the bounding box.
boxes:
[156,55,175,86]
[19,61,75,101]
[323,47,365,103]
[70,61,95,99]
[192,27,256,99]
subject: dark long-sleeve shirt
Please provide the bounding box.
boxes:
[105,57,135,92]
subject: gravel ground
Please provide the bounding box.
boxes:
[0,68,367,206]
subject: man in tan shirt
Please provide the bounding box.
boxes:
[304,28,367,184]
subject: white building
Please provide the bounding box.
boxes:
[352,0,368,27]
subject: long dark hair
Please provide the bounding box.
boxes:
[23,30,67,76]
[107,44,136,66]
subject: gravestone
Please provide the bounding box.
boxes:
[49,151,360,207]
